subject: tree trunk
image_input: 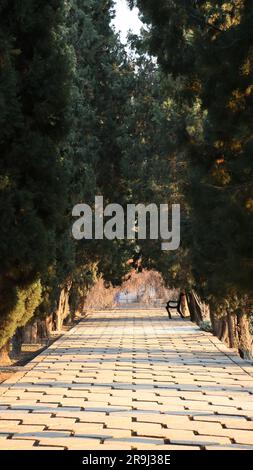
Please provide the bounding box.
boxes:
[237,311,252,360]
[37,317,52,343]
[210,309,218,335]
[23,322,38,344]
[55,289,67,331]
[54,281,72,332]
[12,327,24,356]
[45,315,53,335]
[219,318,229,344]
[22,315,53,344]
[78,297,87,317]
[180,292,190,317]
[186,291,204,325]
[227,311,236,349]
[186,292,196,323]
[210,311,229,345]
[0,340,11,365]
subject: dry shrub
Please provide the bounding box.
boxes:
[121,269,179,306]
[83,278,118,310]
[82,270,179,310]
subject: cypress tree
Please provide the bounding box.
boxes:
[130,1,253,356]
[0,0,73,359]
[68,0,134,291]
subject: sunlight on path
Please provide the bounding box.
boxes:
[0,308,253,450]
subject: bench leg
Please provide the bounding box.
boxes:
[166,307,172,319]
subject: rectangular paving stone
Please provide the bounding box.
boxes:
[132,422,165,438]
[164,429,231,446]
[222,429,253,445]
[105,437,165,447]
[103,416,132,428]
[0,421,22,432]
[205,444,253,450]
[38,437,102,449]
[0,439,37,450]
[12,430,71,441]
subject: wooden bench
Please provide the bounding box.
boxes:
[166,294,184,319]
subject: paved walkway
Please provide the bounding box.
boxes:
[0,308,253,450]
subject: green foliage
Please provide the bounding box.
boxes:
[0,280,42,349]
[0,1,73,348]
[30,0,135,322]
[131,1,253,315]
[66,0,134,289]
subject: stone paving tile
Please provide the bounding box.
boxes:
[34,446,65,450]
[0,420,22,432]
[219,429,253,445]
[222,420,253,430]
[38,437,102,450]
[0,411,32,421]
[21,415,74,426]
[0,424,45,437]
[12,430,72,441]
[205,444,253,450]
[105,437,165,447]
[162,429,232,446]
[0,438,38,450]
[147,444,201,450]
[99,443,133,450]
[103,417,132,429]
[0,308,253,450]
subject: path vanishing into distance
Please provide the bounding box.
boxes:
[1,308,253,450]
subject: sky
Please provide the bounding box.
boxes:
[112,0,143,43]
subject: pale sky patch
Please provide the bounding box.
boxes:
[112,0,143,43]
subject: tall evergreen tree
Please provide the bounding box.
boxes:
[131,0,253,356]
[69,0,134,290]
[119,53,188,280]
[0,0,73,358]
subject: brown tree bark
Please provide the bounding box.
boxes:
[218,317,229,344]
[186,291,204,325]
[22,315,53,344]
[54,280,72,332]
[227,311,237,349]
[12,327,24,356]
[180,291,190,317]
[45,315,53,335]
[186,292,196,323]
[237,311,252,360]
[23,322,38,344]
[210,310,229,345]
[0,340,11,365]
[210,309,218,336]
